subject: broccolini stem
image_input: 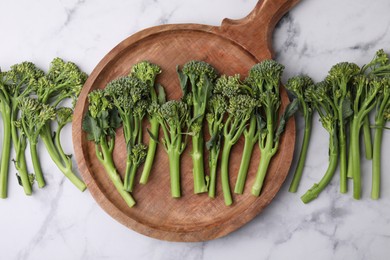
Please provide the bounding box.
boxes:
[30,142,45,188]
[251,150,273,197]
[347,132,354,179]
[98,137,136,207]
[126,162,139,193]
[41,132,86,191]
[350,117,362,199]
[235,115,257,194]
[11,108,32,195]
[371,119,384,200]
[289,114,312,193]
[192,134,207,194]
[168,148,181,198]
[221,141,233,206]
[124,155,133,191]
[208,146,219,198]
[301,131,339,203]
[363,116,373,160]
[338,120,348,193]
[0,110,12,198]
[140,118,159,184]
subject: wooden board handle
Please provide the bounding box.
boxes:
[219,0,300,60]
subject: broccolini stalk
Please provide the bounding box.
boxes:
[372,77,390,199]
[349,76,380,199]
[34,58,87,191]
[246,60,298,197]
[326,62,359,193]
[285,75,314,193]
[83,89,135,207]
[359,50,390,161]
[206,94,227,198]
[105,76,149,192]
[222,92,257,205]
[0,71,12,198]
[301,82,339,203]
[155,100,190,198]
[3,62,45,195]
[17,97,56,188]
[177,61,218,194]
[130,61,165,185]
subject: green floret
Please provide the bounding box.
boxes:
[246,60,298,197]
[300,81,339,203]
[221,92,257,205]
[44,57,88,106]
[18,97,55,188]
[206,93,227,198]
[83,89,135,207]
[130,60,161,88]
[326,62,359,193]
[177,60,218,194]
[105,76,150,192]
[285,75,315,193]
[156,100,190,198]
[361,49,390,76]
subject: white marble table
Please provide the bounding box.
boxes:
[1,0,389,259]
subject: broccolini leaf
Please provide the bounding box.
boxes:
[275,98,299,142]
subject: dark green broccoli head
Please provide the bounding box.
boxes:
[3,62,45,96]
[182,60,218,81]
[214,74,250,97]
[246,60,284,93]
[47,57,87,97]
[327,62,360,92]
[206,94,227,128]
[56,107,74,127]
[87,89,112,119]
[227,94,257,120]
[158,100,189,129]
[130,61,161,87]
[285,75,314,99]
[105,76,149,115]
[18,97,56,139]
[131,143,148,166]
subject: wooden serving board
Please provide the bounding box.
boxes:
[72,0,300,242]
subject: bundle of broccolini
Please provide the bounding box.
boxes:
[0,58,87,198]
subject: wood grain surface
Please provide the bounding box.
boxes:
[72,0,300,242]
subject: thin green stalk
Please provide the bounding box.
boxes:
[208,147,219,198]
[140,118,159,184]
[289,114,312,193]
[251,151,273,196]
[363,116,373,160]
[98,138,135,207]
[221,141,233,206]
[30,142,45,188]
[168,149,181,198]
[192,133,207,194]
[371,120,383,200]
[301,131,338,203]
[11,108,32,195]
[41,132,86,191]
[338,112,348,193]
[0,109,11,198]
[235,115,257,194]
[350,117,362,199]
[124,155,133,191]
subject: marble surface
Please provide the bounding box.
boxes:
[1,0,390,259]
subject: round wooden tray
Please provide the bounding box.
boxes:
[72,0,299,242]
